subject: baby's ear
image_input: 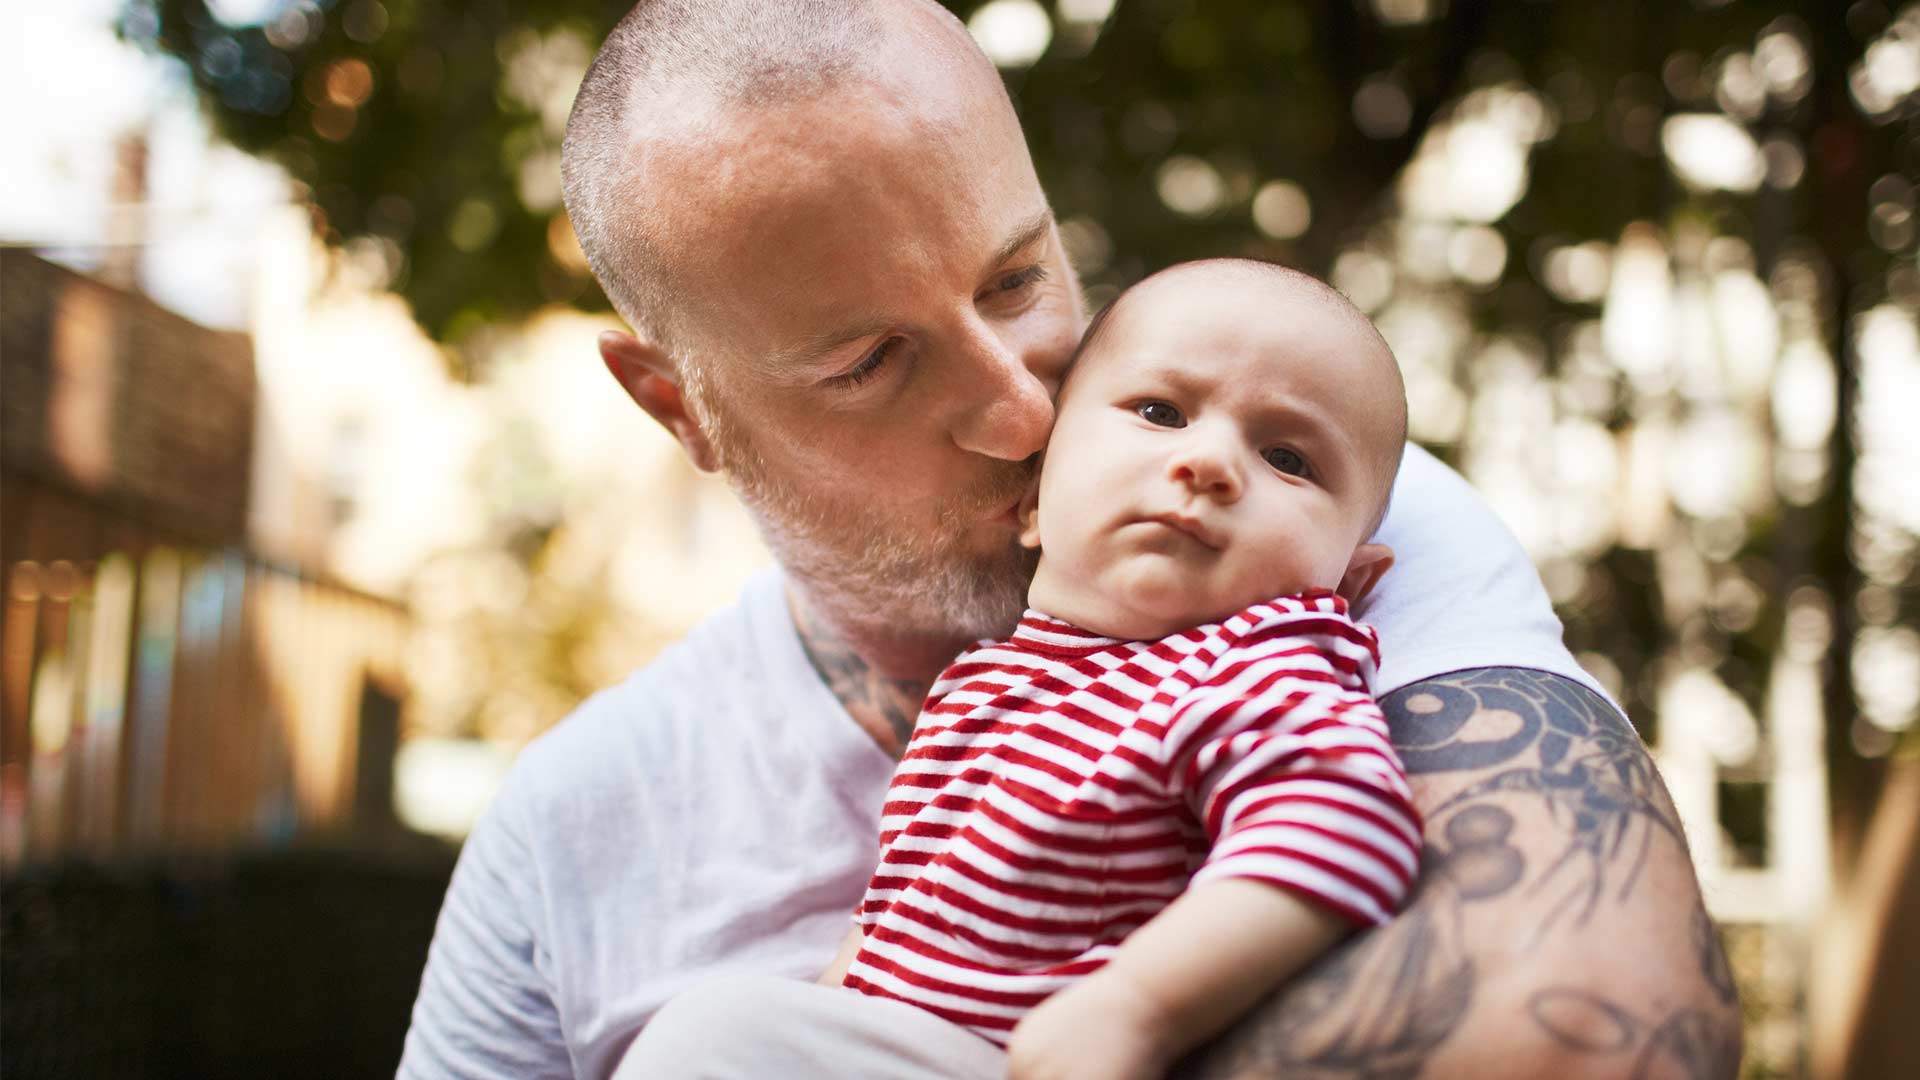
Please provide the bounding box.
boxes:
[1017,487,1043,550]
[1337,543,1394,606]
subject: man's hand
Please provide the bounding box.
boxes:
[1009,969,1178,1080]
[1176,668,1743,1079]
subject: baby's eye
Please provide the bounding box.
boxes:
[1263,447,1309,476]
[1137,401,1185,428]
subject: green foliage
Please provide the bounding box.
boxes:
[125,0,630,344]
[123,2,1904,340]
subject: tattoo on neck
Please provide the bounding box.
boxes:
[792,608,928,757]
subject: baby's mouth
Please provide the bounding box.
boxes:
[1139,512,1225,550]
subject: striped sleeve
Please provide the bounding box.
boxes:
[1166,612,1423,927]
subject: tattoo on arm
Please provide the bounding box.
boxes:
[1693,901,1739,1008]
[1176,668,1741,1080]
[1530,989,1742,1080]
[1394,669,1682,939]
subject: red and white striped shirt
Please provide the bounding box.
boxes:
[843,592,1421,1045]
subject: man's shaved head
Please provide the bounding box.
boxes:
[562,0,1085,645]
[562,0,965,354]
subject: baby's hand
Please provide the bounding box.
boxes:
[1007,969,1176,1080]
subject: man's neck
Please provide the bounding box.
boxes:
[786,581,973,757]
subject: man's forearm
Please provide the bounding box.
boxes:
[1176,668,1743,1080]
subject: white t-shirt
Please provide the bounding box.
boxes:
[397,445,1613,1080]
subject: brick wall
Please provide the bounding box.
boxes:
[1,250,255,548]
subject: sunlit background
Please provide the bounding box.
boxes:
[1,1,1915,1077]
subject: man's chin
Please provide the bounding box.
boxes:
[871,537,1034,641]
[759,519,1034,641]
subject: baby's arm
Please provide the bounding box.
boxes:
[1009,878,1345,1080]
[817,925,863,987]
[1010,603,1420,1079]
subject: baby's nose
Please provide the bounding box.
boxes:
[1169,443,1241,501]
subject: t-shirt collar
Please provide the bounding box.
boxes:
[1008,610,1127,654]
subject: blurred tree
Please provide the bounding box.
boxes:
[124,0,1914,776]
[124,0,626,353]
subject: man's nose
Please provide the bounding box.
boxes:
[1168,434,1242,502]
[948,322,1055,462]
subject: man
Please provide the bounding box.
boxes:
[400,2,1741,1078]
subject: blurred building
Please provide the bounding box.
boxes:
[0,249,407,869]
[229,204,772,833]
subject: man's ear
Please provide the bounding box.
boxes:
[1337,543,1394,606]
[599,330,720,473]
[1016,485,1043,550]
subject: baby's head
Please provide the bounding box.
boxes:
[1019,259,1408,640]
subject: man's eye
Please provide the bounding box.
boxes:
[1263,447,1309,476]
[986,265,1047,297]
[837,338,898,388]
[1138,401,1185,427]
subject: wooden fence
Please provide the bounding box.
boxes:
[0,470,407,870]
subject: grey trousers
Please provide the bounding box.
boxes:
[614,975,1008,1079]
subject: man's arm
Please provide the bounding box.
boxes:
[398,783,573,1080]
[1178,667,1743,1080]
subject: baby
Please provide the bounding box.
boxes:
[619,258,1421,1080]
[824,258,1422,1079]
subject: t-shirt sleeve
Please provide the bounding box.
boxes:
[1167,618,1423,928]
[1357,444,1618,707]
[397,778,573,1080]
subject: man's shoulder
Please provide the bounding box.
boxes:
[1360,446,1615,706]
[497,569,795,812]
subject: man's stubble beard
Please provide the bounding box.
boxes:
[692,383,1038,642]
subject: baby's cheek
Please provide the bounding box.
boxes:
[1247,546,1319,599]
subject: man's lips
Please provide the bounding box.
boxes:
[1138,512,1225,550]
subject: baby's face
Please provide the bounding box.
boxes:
[1021,265,1404,640]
